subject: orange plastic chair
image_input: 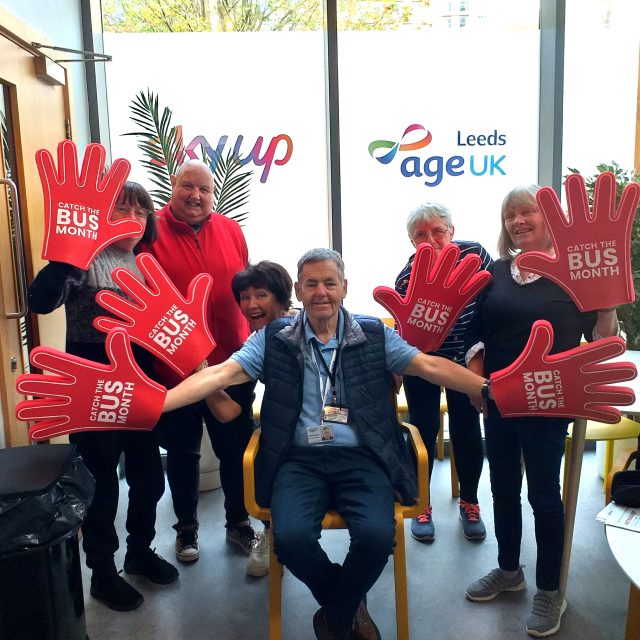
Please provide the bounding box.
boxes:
[243,422,428,640]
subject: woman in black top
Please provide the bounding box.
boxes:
[28,182,178,611]
[463,184,619,638]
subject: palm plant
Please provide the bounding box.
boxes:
[125,89,252,223]
[567,162,640,349]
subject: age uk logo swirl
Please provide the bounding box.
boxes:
[368,124,433,165]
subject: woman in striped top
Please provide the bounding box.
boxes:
[395,201,493,543]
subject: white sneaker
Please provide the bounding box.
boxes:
[246,528,270,577]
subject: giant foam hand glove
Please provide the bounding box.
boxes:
[516,172,640,311]
[36,140,143,269]
[94,253,216,377]
[490,320,636,424]
[373,243,491,353]
[15,329,166,441]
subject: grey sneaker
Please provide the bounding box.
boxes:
[411,505,435,542]
[526,591,567,637]
[465,567,526,601]
[459,500,486,541]
[246,528,270,577]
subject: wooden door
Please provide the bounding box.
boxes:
[0,26,70,446]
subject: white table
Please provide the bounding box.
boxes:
[560,350,640,592]
[606,524,640,639]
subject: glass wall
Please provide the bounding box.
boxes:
[103,0,639,315]
[104,30,330,281]
[338,1,541,313]
[563,0,639,178]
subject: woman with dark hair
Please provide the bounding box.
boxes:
[27,182,177,611]
[229,260,294,577]
[231,260,293,331]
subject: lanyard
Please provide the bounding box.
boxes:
[310,324,341,405]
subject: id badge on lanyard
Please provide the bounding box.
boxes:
[307,340,349,444]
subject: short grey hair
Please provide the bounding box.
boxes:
[406,202,453,236]
[297,248,345,281]
[497,184,540,258]
[174,159,214,181]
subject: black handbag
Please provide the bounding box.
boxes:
[611,450,640,508]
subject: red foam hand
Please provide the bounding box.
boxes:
[516,172,640,311]
[36,140,143,269]
[15,329,166,441]
[490,320,636,424]
[93,253,216,377]
[373,243,491,353]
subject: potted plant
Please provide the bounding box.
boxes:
[567,162,640,349]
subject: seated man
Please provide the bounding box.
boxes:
[165,248,487,640]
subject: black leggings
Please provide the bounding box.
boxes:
[70,430,164,576]
[403,374,484,503]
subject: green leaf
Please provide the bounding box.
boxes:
[126,88,252,224]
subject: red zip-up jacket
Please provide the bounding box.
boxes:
[141,204,249,387]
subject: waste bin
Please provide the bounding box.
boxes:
[0,444,95,640]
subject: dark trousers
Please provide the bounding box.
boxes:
[69,430,164,577]
[270,446,396,639]
[403,375,484,503]
[155,382,254,530]
[484,402,567,591]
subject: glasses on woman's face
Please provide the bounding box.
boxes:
[112,204,151,221]
[411,227,450,243]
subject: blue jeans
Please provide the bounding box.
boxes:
[484,402,567,590]
[270,446,396,639]
[403,375,484,503]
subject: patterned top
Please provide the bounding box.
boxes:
[395,240,493,363]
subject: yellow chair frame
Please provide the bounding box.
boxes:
[397,385,459,497]
[243,423,428,640]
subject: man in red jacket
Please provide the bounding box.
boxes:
[142,159,257,563]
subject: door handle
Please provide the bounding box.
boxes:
[0,178,28,319]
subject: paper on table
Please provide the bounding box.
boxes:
[596,502,640,532]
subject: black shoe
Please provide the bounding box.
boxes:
[90,573,143,611]
[124,548,179,584]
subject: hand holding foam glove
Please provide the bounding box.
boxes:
[36,140,142,269]
[94,253,216,378]
[490,320,636,424]
[516,172,640,311]
[374,243,491,353]
[15,329,167,441]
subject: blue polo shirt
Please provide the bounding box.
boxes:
[231,311,419,446]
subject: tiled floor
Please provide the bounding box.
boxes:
[80,449,630,639]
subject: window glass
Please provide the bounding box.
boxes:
[338,2,541,314]
[563,0,639,178]
[103,28,329,279]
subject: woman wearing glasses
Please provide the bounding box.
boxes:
[395,202,492,544]
[27,182,215,612]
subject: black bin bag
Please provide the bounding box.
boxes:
[0,444,95,640]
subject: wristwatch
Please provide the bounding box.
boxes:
[481,378,491,401]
